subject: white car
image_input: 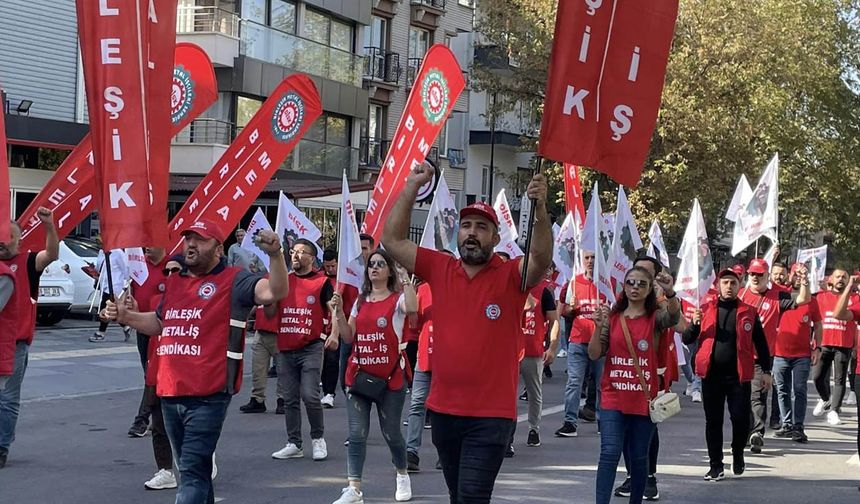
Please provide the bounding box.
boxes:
[60,237,101,312]
[36,261,75,326]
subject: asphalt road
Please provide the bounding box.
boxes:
[1,319,858,503]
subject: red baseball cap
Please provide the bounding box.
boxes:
[460,201,499,227]
[730,264,746,278]
[747,258,769,275]
[180,219,227,243]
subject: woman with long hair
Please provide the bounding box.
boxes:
[588,266,681,504]
[328,249,418,504]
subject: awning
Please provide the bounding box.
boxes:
[169,170,374,199]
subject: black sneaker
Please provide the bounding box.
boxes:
[733,453,745,475]
[527,429,541,447]
[613,477,631,497]
[791,425,808,444]
[579,406,597,423]
[407,451,420,473]
[519,389,528,401]
[505,444,515,458]
[554,422,578,437]
[543,365,553,379]
[88,332,105,343]
[239,398,266,413]
[704,468,725,481]
[749,432,764,454]
[275,398,285,415]
[0,451,7,469]
[127,419,148,438]
[644,475,659,501]
[774,425,794,438]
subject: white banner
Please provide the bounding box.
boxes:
[493,189,524,258]
[646,220,670,269]
[674,198,715,307]
[796,245,828,294]
[241,208,274,269]
[737,153,779,248]
[584,182,614,304]
[553,211,581,288]
[126,247,148,287]
[419,173,460,255]
[337,171,365,289]
[609,186,643,294]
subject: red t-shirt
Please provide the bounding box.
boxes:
[739,287,785,351]
[416,282,434,372]
[817,290,859,348]
[561,275,602,344]
[415,248,529,420]
[133,258,168,313]
[775,297,821,358]
[522,284,554,358]
[852,303,860,373]
[600,313,660,417]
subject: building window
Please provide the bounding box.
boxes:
[363,16,389,51]
[242,0,267,24]
[481,166,490,202]
[304,8,354,51]
[440,120,449,158]
[408,26,431,60]
[270,0,296,33]
[236,96,263,129]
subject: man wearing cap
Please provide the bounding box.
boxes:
[105,219,289,503]
[382,162,553,503]
[683,268,772,481]
[739,257,807,452]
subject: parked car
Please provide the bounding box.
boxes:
[36,261,75,326]
[60,236,101,312]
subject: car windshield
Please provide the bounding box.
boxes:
[64,238,101,258]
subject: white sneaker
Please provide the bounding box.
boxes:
[691,390,702,403]
[272,443,304,459]
[312,438,328,461]
[211,453,217,479]
[812,399,830,417]
[321,394,335,408]
[144,469,177,490]
[826,410,841,426]
[332,486,364,504]
[395,473,412,501]
[557,349,568,358]
[685,383,694,396]
[845,392,857,406]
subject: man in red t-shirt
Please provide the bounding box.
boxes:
[821,270,860,425]
[771,263,816,443]
[382,162,553,503]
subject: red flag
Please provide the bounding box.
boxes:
[76,0,159,249]
[167,74,322,255]
[538,0,678,187]
[18,43,217,251]
[0,91,10,242]
[360,44,465,242]
[563,163,586,224]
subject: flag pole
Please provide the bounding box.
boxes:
[520,157,543,292]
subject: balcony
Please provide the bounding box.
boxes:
[170,119,234,175]
[175,6,240,67]
[474,45,518,76]
[363,47,402,85]
[411,0,446,27]
[240,20,364,87]
[359,136,391,168]
[406,57,422,89]
[294,139,359,179]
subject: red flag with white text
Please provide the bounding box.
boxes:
[563,163,586,224]
[0,90,10,242]
[360,44,465,241]
[538,1,678,187]
[17,43,217,251]
[167,74,322,254]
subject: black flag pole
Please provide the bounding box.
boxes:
[520,156,543,293]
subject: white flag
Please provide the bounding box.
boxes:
[763,241,779,272]
[275,191,323,260]
[126,247,148,286]
[674,199,715,307]
[738,153,779,245]
[337,171,365,290]
[517,193,531,246]
[493,189,524,258]
[552,222,561,241]
[242,208,275,269]
[553,211,580,288]
[609,186,643,293]
[419,173,460,255]
[725,174,751,222]
[583,183,614,304]
[796,245,828,294]
[646,220,670,269]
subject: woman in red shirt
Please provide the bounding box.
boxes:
[588,266,680,504]
[329,249,418,504]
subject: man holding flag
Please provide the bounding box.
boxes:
[382,162,553,503]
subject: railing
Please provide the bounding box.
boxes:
[173,119,236,145]
[408,225,424,244]
[406,57,422,89]
[363,47,402,84]
[428,146,440,166]
[240,20,364,87]
[295,139,359,178]
[411,0,447,10]
[359,136,390,168]
[176,6,240,37]
[447,148,465,168]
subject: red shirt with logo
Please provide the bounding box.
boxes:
[739,287,787,351]
[817,290,859,348]
[345,293,407,391]
[522,283,554,358]
[415,248,529,420]
[415,282,434,372]
[2,252,38,345]
[600,313,665,416]
[775,295,821,358]
[276,271,331,351]
[0,262,19,376]
[561,274,602,344]
[133,259,168,313]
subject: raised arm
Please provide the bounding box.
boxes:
[253,230,289,306]
[381,162,435,273]
[834,275,857,321]
[34,207,59,272]
[520,174,553,289]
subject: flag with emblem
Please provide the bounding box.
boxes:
[582,182,615,304]
[674,199,715,307]
[609,186,643,294]
[646,220,670,269]
[337,171,364,290]
[493,189,524,258]
[796,245,827,294]
[554,211,582,290]
[419,172,459,255]
[241,208,275,269]
[275,191,322,253]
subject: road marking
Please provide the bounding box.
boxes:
[518,404,565,423]
[30,346,139,361]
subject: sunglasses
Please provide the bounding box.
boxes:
[288,249,312,257]
[624,279,650,289]
[749,272,765,277]
[368,259,388,269]
[162,266,181,275]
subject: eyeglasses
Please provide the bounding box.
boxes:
[368,259,388,269]
[162,266,181,275]
[624,279,650,289]
[288,249,311,257]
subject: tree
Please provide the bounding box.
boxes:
[474,0,860,263]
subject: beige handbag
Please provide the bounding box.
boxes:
[620,316,681,423]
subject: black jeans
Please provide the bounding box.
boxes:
[321,347,340,396]
[624,426,659,476]
[405,341,419,386]
[812,346,853,412]
[750,362,780,434]
[702,375,751,470]
[134,333,151,424]
[431,412,515,504]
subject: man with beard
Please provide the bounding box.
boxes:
[813,268,859,426]
[105,219,289,502]
[382,162,553,503]
[739,258,808,454]
[770,261,791,293]
[270,238,337,462]
[0,207,58,469]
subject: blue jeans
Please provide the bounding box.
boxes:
[346,386,408,480]
[406,369,431,455]
[0,342,29,455]
[681,342,702,392]
[564,343,603,424]
[559,318,570,354]
[596,409,655,504]
[773,356,811,427]
[162,393,232,504]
